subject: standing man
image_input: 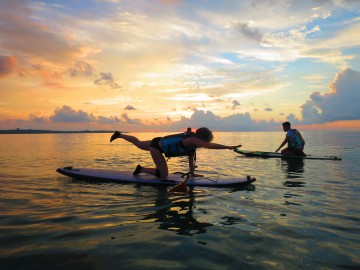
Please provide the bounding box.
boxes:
[275,122,305,156]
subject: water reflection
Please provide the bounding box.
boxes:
[142,190,213,236]
[279,159,306,187]
[280,159,305,178]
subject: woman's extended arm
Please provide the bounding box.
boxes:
[184,137,241,150]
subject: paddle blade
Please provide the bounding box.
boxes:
[169,181,189,194]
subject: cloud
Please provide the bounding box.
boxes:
[50,105,96,123]
[300,68,360,124]
[94,72,120,89]
[48,105,121,125]
[121,113,143,125]
[0,55,17,79]
[97,115,121,124]
[165,109,277,131]
[2,1,359,132]
[265,107,273,112]
[0,1,80,63]
[232,100,240,109]
[0,0,100,83]
[29,114,48,123]
[69,61,94,77]
[286,113,301,125]
[124,105,137,110]
[234,22,263,43]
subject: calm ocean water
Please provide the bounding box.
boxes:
[0,131,359,270]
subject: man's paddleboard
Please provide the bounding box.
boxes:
[234,149,342,160]
[57,167,256,187]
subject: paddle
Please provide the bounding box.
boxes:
[168,171,206,194]
[169,151,204,194]
[169,172,191,194]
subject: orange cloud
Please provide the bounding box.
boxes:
[0,55,17,79]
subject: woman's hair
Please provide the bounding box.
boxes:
[196,127,213,142]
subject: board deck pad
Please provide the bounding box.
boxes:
[234,149,342,160]
[57,167,256,187]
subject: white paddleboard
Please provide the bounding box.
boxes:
[234,149,342,160]
[57,167,256,187]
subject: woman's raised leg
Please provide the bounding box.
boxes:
[110,131,151,151]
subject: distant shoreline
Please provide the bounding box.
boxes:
[0,129,357,134]
[0,129,113,134]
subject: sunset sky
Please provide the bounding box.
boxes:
[1,0,360,131]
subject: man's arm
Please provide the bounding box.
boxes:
[276,138,288,152]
